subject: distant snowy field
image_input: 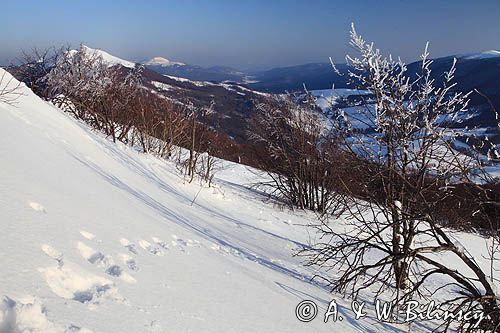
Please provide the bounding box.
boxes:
[0,69,498,332]
[311,88,500,179]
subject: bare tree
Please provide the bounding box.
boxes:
[179,101,219,184]
[250,94,342,213]
[12,46,64,98]
[301,25,500,331]
[0,70,22,105]
[46,44,113,122]
[132,93,187,158]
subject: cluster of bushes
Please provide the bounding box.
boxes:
[249,94,343,213]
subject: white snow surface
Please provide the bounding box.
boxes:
[311,88,371,110]
[151,81,175,92]
[0,69,363,332]
[164,74,216,87]
[69,45,136,69]
[1,69,498,332]
[145,57,185,67]
[463,50,500,60]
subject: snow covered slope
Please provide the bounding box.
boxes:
[69,45,136,68]
[0,69,394,332]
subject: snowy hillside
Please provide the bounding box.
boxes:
[0,70,379,332]
[1,68,498,332]
[68,45,136,69]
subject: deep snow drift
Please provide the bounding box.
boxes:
[0,69,497,332]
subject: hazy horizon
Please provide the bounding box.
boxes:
[2,0,500,70]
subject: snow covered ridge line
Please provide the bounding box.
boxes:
[67,45,136,69]
[144,56,185,67]
[462,50,500,60]
[67,46,187,69]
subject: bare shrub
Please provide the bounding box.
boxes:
[249,94,342,213]
[12,46,64,98]
[0,70,23,105]
[301,25,500,331]
[178,102,220,185]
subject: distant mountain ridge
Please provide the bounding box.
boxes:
[72,46,500,99]
[42,45,500,146]
[144,56,185,67]
[142,55,247,83]
[72,47,500,142]
[247,63,350,92]
[462,50,500,60]
[143,62,247,83]
[405,51,500,133]
[71,45,136,68]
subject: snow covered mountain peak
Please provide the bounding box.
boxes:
[463,50,500,60]
[69,45,136,68]
[144,56,185,67]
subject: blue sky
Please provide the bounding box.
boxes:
[1,0,499,69]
